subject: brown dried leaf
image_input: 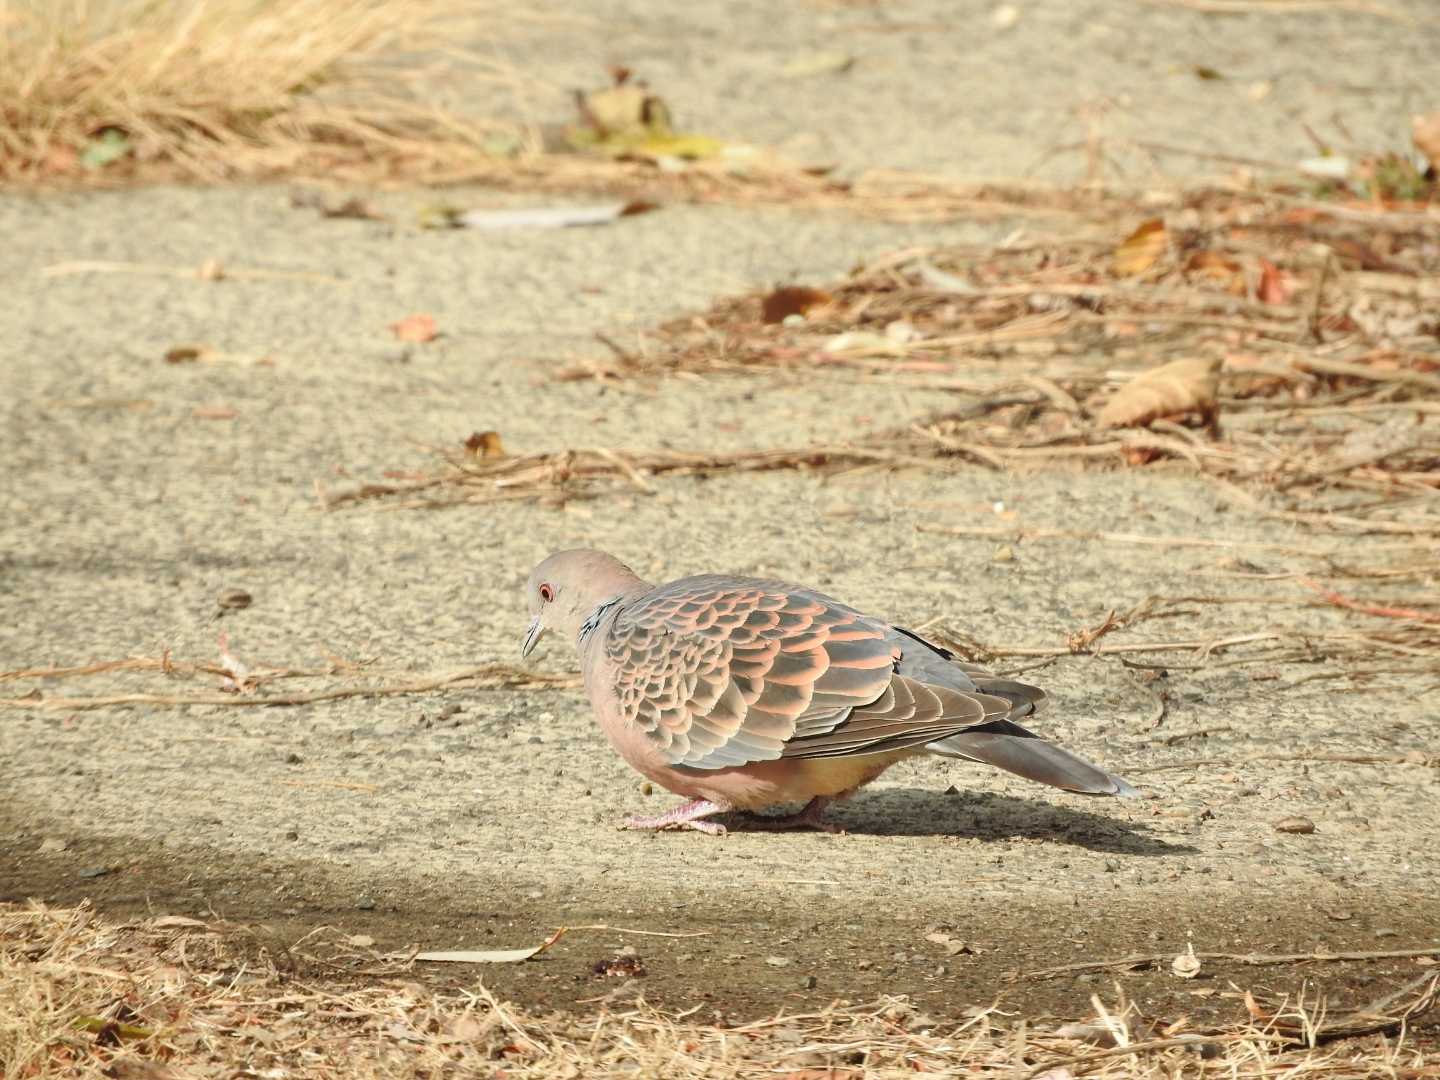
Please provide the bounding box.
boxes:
[762,285,834,324]
[1113,218,1167,277]
[1257,260,1295,305]
[1414,110,1440,172]
[390,314,439,343]
[1185,250,1244,293]
[464,431,506,458]
[1096,357,1221,429]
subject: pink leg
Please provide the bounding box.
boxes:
[622,797,728,836]
[746,796,843,833]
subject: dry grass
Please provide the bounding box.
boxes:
[0,0,524,183]
[2,902,1437,1079]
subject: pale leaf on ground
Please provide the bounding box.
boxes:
[1095,357,1221,429]
[1113,218,1167,277]
[457,201,657,230]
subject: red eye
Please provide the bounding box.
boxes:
[539,583,554,603]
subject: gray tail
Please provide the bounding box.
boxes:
[926,719,1139,797]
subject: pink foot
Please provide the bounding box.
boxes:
[745,797,843,833]
[622,797,728,836]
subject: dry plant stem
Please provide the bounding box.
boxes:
[0,664,578,713]
[1021,1032,1288,1080]
[38,260,344,283]
[915,522,1430,558]
[4,902,1438,1079]
[1130,751,1435,773]
[1027,947,1440,980]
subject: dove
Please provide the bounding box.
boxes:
[523,548,1137,835]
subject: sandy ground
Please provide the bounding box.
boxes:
[3,0,1439,1031]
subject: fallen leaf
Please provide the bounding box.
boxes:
[390,314,438,343]
[73,1016,154,1042]
[417,927,567,964]
[577,82,656,140]
[567,70,723,162]
[457,201,657,230]
[1257,259,1295,305]
[1193,65,1225,81]
[762,285,834,324]
[419,946,545,964]
[149,916,208,929]
[1095,357,1221,429]
[191,405,238,420]
[39,837,67,853]
[1414,110,1440,173]
[464,431,506,458]
[1113,218,1167,277]
[1298,155,1352,180]
[1185,250,1244,293]
[348,934,376,948]
[1274,816,1316,834]
[781,51,854,78]
[164,345,207,364]
[80,129,132,170]
[1053,1022,1117,1047]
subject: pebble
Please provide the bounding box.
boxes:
[77,866,110,879]
[1274,816,1316,834]
[356,896,377,910]
[765,956,792,967]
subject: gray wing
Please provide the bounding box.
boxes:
[603,577,1020,770]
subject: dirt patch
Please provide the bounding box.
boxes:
[4,805,1439,1032]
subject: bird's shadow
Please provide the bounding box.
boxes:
[728,787,1193,857]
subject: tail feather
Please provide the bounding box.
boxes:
[926,719,1139,797]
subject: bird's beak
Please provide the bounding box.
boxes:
[521,615,545,659]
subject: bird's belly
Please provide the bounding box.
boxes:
[653,751,914,811]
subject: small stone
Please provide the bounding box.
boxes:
[765,956,792,967]
[77,866,110,879]
[800,974,817,989]
[1375,928,1400,939]
[992,544,1015,563]
[356,896,377,911]
[285,752,303,765]
[1274,816,1316,834]
[285,830,300,841]
[39,837,67,853]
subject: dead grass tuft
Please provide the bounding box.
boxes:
[2,902,1436,1079]
[0,0,523,183]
